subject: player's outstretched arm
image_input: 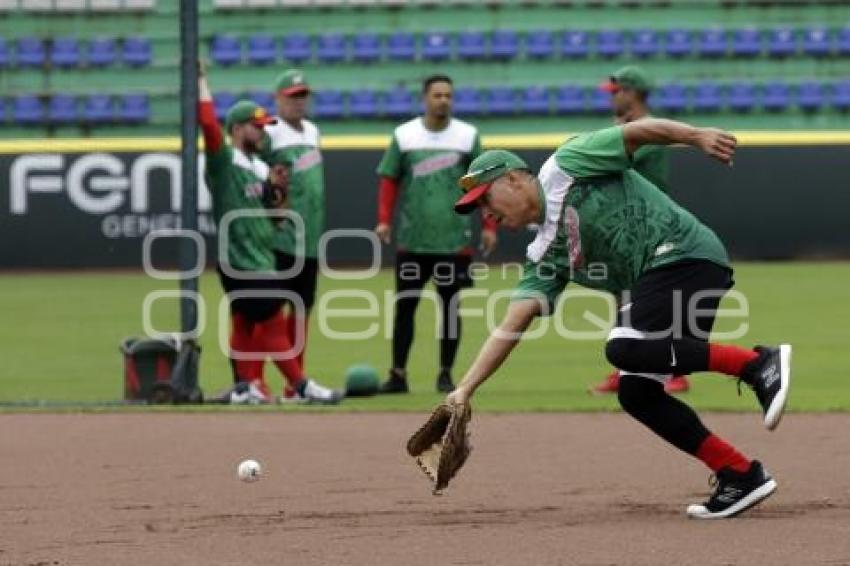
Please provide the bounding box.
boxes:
[622,118,737,165]
[446,298,541,405]
[196,61,223,155]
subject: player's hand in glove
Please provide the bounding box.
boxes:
[406,400,472,495]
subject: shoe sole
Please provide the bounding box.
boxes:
[764,344,792,431]
[686,478,778,519]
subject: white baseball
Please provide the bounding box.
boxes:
[237,459,262,482]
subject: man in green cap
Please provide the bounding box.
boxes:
[443,118,792,520]
[594,65,688,394]
[260,68,326,401]
[198,65,342,405]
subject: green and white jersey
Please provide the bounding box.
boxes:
[515,126,728,311]
[262,119,324,258]
[205,145,276,272]
[377,117,482,254]
[632,143,670,194]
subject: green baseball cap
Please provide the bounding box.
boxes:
[274,68,310,96]
[599,65,654,94]
[224,100,277,131]
[454,149,529,214]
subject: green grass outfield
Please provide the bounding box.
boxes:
[0,262,847,413]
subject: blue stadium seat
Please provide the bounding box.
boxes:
[803,26,831,57]
[213,91,238,122]
[491,30,518,61]
[48,94,78,123]
[554,85,584,115]
[652,83,688,113]
[352,32,381,63]
[838,26,850,56]
[488,87,514,116]
[457,31,487,61]
[692,82,722,113]
[453,87,483,117]
[0,38,9,68]
[51,37,81,68]
[247,34,276,65]
[123,36,152,67]
[560,30,589,59]
[796,82,826,112]
[16,37,46,67]
[210,35,242,66]
[767,27,796,58]
[596,29,625,58]
[247,90,274,114]
[13,94,44,124]
[349,89,379,118]
[731,28,761,58]
[317,33,347,63]
[760,82,790,112]
[282,33,311,64]
[831,81,850,111]
[727,82,756,113]
[520,85,549,115]
[387,32,415,62]
[384,87,415,118]
[696,28,727,58]
[83,94,115,123]
[630,29,660,58]
[664,28,693,58]
[422,31,451,61]
[589,87,610,114]
[312,90,344,120]
[525,29,554,60]
[119,93,150,123]
[88,37,117,67]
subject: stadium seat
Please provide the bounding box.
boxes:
[488,86,514,116]
[422,31,451,61]
[50,37,81,68]
[213,91,238,122]
[0,38,9,68]
[525,29,554,60]
[387,32,415,61]
[520,85,549,115]
[317,33,347,63]
[123,36,152,67]
[48,94,78,124]
[83,94,115,123]
[312,90,344,120]
[652,83,688,113]
[352,32,381,63]
[696,28,727,58]
[13,94,45,124]
[630,29,660,58]
[760,82,790,112]
[731,28,761,58]
[247,90,274,114]
[831,81,850,111]
[16,37,46,67]
[838,27,850,56]
[664,28,693,58]
[554,85,584,115]
[803,26,831,57]
[726,82,756,113]
[692,81,722,113]
[796,82,826,112]
[767,27,796,58]
[491,30,518,61]
[282,33,311,64]
[118,93,150,123]
[457,31,487,61]
[247,34,276,65]
[453,87,483,117]
[560,30,589,58]
[384,87,415,119]
[596,29,625,58]
[589,87,610,114]
[349,89,379,118]
[88,37,117,67]
[211,35,242,66]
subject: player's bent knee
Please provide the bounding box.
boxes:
[605,337,645,372]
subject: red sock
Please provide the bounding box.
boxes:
[695,434,751,473]
[285,313,309,370]
[256,311,305,388]
[230,313,263,382]
[708,344,758,377]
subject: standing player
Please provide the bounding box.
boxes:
[375,74,497,394]
[591,65,689,394]
[198,66,341,405]
[444,118,791,519]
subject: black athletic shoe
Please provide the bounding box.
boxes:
[379,369,409,394]
[687,460,777,519]
[436,369,455,393]
[740,344,792,431]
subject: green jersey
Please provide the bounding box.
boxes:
[262,119,324,258]
[632,143,670,193]
[205,144,276,272]
[377,117,482,254]
[515,126,728,310]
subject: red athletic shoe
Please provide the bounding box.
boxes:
[589,371,620,395]
[664,375,690,394]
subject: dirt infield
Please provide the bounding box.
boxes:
[2,413,849,566]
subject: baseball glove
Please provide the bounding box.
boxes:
[406,402,472,495]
